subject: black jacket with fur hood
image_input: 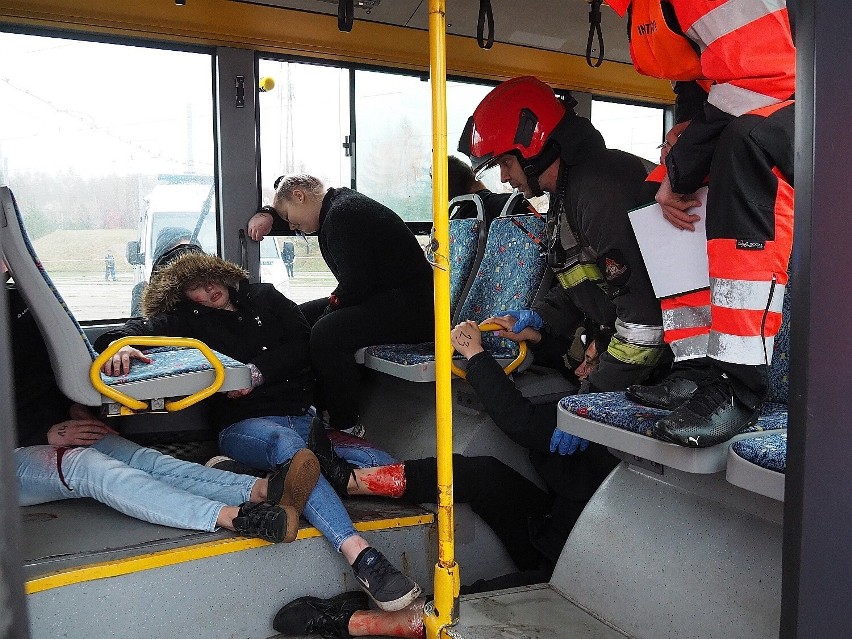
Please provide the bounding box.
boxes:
[94,252,313,430]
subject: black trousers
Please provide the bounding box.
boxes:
[300,285,434,430]
[403,455,553,572]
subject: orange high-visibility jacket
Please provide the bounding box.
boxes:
[608,0,795,117]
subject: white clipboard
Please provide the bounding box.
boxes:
[628,186,709,299]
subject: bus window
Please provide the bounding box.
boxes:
[591,99,665,164]
[259,236,290,298]
[354,71,492,223]
[257,59,350,304]
[0,32,215,322]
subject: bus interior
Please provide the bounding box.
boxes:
[0,1,849,638]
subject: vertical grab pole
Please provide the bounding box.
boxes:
[424,0,460,637]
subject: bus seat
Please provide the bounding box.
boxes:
[0,185,251,414]
[447,197,489,314]
[363,212,547,382]
[360,204,487,382]
[555,268,793,474]
[726,432,786,501]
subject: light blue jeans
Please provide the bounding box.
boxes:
[218,412,396,551]
[16,435,256,532]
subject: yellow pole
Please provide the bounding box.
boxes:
[423,0,460,637]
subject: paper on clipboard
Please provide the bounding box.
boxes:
[628,186,709,299]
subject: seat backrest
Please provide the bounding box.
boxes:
[452,213,548,351]
[767,270,793,405]
[493,191,529,219]
[0,186,102,405]
[448,195,487,315]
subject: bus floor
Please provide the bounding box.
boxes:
[21,496,439,639]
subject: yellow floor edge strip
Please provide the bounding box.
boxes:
[26,512,434,595]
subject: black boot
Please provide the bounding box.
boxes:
[308,417,355,498]
[232,501,291,543]
[626,377,698,410]
[653,376,759,448]
[266,448,321,538]
[273,591,369,637]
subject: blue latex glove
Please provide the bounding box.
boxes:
[550,428,590,456]
[503,309,544,333]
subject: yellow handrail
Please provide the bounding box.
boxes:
[450,322,529,379]
[90,336,228,413]
[424,0,460,637]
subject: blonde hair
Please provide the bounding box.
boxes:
[273,174,325,209]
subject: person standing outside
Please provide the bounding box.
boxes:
[605,0,796,447]
[104,250,116,281]
[247,174,434,437]
[282,240,295,278]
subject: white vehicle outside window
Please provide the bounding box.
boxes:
[260,237,291,297]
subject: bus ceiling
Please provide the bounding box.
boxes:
[0,0,673,104]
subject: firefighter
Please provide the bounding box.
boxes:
[458,76,667,410]
[606,0,796,447]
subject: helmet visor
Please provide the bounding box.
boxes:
[458,115,498,178]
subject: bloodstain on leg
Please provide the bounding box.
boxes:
[349,601,425,638]
[358,463,406,498]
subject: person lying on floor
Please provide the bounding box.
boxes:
[94,246,420,612]
[268,316,615,635]
[6,265,312,543]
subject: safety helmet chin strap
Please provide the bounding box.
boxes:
[520,138,561,197]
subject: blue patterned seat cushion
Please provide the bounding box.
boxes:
[454,214,547,358]
[364,341,517,366]
[559,393,788,439]
[455,215,547,324]
[767,275,792,404]
[449,217,482,314]
[102,346,245,385]
[731,433,787,473]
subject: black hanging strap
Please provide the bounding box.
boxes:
[586,0,605,68]
[338,0,354,32]
[477,0,495,49]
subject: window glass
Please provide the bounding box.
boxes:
[355,72,493,223]
[0,32,215,321]
[591,100,665,164]
[257,60,350,304]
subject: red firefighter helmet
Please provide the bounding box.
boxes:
[458,76,567,177]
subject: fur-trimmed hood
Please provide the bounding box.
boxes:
[141,252,248,317]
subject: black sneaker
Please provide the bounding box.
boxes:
[267,448,321,518]
[351,547,421,612]
[626,377,699,411]
[653,376,759,448]
[205,455,266,477]
[273,591,369,637]
[308,417,355,498]
[232,501,293,543]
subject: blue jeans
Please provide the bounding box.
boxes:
[218,412,396,551]
[16,435,257,531]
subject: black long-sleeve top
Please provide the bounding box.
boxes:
[545,114,665,391]
[317,188,433,307]
[268,187,433,307]
[94,282,313,430]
